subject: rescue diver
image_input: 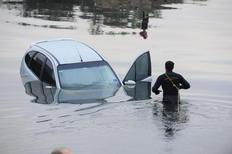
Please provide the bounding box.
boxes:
[152,61,190,108]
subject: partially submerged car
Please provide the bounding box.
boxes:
[20,39,152,103]
[23,80,151,104]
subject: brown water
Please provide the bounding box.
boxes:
[0,0,232,154]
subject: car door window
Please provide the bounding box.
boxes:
[123,51,151,84]
[41,59,55,86]
[30,53,46,79]
[123,82,151,100]
[25,51,36,68]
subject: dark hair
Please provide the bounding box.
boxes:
[165,61,174,71]
[51,151,62,154]
[51,149,63,154]
[51,147,71,154]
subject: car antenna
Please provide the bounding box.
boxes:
[76,47,83,62]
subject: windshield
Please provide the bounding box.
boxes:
[58,61,121,89]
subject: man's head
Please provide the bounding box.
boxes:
[51,147,72,154]
[165,61,174,72]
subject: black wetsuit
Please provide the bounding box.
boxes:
[152,71,190,104]
[141,17,149,30]
[141,11,149,30]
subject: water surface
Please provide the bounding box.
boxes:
[0,0,232,154]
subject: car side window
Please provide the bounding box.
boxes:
[42,59,55,86]
[122,51,151,84]
[25,51,36,68]
[30,53,46,79]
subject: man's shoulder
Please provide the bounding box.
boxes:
[158,73,166,78]
[172,72,182,77]
[157,72,182,79]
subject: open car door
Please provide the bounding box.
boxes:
[123,81,151,100]
[122,51,151,84]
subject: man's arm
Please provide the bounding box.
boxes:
[179,75,190,89]
[152,76,162,95]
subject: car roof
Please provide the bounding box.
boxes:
[34,39,103,64]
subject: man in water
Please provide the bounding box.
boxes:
[51,147,73,154]
[152,61,190,110]
[139,11,149,39]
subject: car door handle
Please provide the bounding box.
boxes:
[45,85,53,89]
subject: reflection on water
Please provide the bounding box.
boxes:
[24,81,56,104]
[24,80,120,104]
[1,0,207,34]
[24,80,152,104]
[23,80,154,136]
[16,21,76,29]
[124,81,151,101]
[3,0,232,153]
[23,80,153,129]
[153,101,189,139]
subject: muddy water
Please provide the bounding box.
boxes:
[0,0,232,154]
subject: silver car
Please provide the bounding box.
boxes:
[20,39,151,103]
